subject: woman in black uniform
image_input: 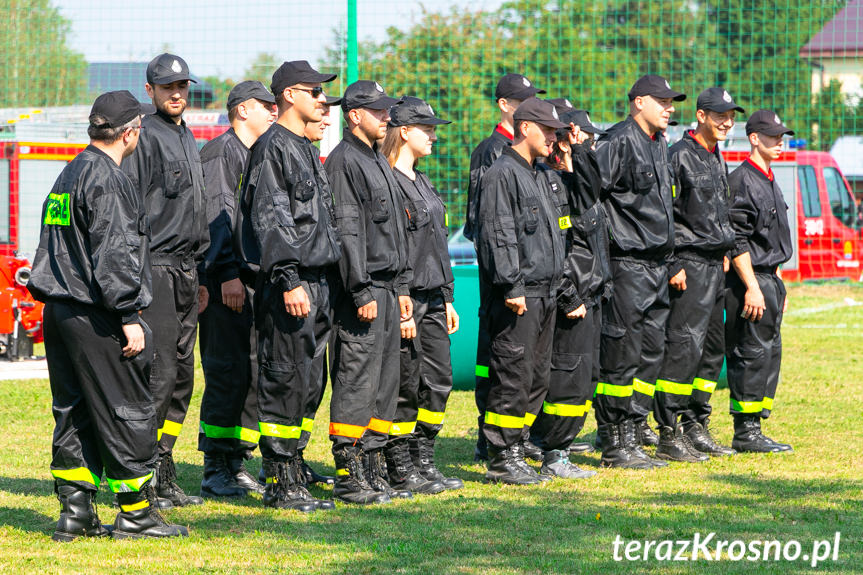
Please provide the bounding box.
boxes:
[380,96,463,492]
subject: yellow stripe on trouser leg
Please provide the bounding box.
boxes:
[692,378,717,393]
[389,421,417,436]
[51,467,100,487]
[158,419,183,441]
[367,418,392,434]
[655,379,693,396]
[594,382,634,398]
[542,401,589,417]
[417,408,445,425]
[120,499,150,512]
[329,422,366,439]
[523,412,537,427]
[301,418,315,433]
[633,378,655,397]
[236,426,261,444]
[731,399,762,413]
[105,472,153,493]
[484,411,524,429]
[258,422,301,439]
[761,397,774,411]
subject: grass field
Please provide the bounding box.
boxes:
[0,283,861,574]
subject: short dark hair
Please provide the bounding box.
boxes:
[87,115,140,143]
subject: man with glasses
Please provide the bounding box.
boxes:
[653,87,743,461]
[235,61,340,512]
[122,53,209,507]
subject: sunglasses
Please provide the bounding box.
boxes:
[292,86,325,99]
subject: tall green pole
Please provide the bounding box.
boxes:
[347,0,358,84]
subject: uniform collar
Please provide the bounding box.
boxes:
[745,157,774,182]
[687,130,716,154]
[495,123,514,141]
[342,129,378,159]
[152,109,187,131]
[502,145,535,172]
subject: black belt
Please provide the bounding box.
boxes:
[752,265,778,274]
[150,253,195,270]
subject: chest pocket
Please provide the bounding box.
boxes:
[574,207,600,236]
[633,164,657,195]
[162,160,191,199]
[292,174,316,202]
[759,199,778,229]
[523,195,540,234]
[406,199,431,231]
[370,188,391,223]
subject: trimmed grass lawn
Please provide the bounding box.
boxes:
[0,283,861,574]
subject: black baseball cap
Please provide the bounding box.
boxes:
[559,109,606,136]
[513,97,567,129]
[495,73,546,101]
[547,98,575,115]
[389,96,451,127]
[271,60,336,96]
[227,81,276,111]
[341,80,401,112]
[146,53,196,85]
[140,102,156,115]
[324,95,342,107]
[696,87,745,113]
[628,74,686,101]
[89,90,142,128]
[745,109,795,137]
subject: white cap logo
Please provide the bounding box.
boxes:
[171,60,182,74]
[374,82,383,93]
[586,113,592,124]
[552,108,559,120]
[522,77,531,87]
[664,79,671,89]
[774,114,781,124]
[722,90,732,103]
[564,99,572,108]
[427,104,435,116]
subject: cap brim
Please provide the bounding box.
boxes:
[324,95,342,106]
[150,74,197,85]
[537,118,568,129]
[583,124,606,135]
[502,87,546,101]
[415,116,451,125]
[762,125,795,137]
[702,102,745,113]
[300,72,337,84]
[362,96,403,110]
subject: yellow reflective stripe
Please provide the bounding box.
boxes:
[692,377,717,393]
[389,421,417,436]
[655,379,693,396]
[523,412,537,427]
[594,382,633,398]
[542,401,589,417]
[416,408,445,425]
[301,418,314,433]
[160,419,183,438]
[329,422,366,439]
[475,365,489,378]
[105,472,153,493]
[199,421,235,439]
[336,468,350,476]
[484,411,524,429]
[51,467,100,487]
[236,426,261,444]
[259,422,301,439]
[585,400,592,411]
[367,418,392,434]
[731,399,762,413]
[120,500,150,512]
[762,397,774,411]
[633,378,656,397]
[559,215,572,229]
[445,213,449,227]
[266,477,278,484]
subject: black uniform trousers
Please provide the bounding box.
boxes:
[596,258,669,426]
[725,270,785,419]
[256,272,331,462]
[198,278,259,456]
[534,302,601,451]
[144,263,199,456]
[474,274,492,437]
[682,293,725,427]
[329,284,400,452]
[392,289,454,442]
[654,257,725,428]
[46,301,157,493]
[483,292,555,450]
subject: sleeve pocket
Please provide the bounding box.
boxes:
[272,194,294,227]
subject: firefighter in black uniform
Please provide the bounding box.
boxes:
[476,98,565,484]
[122,53,209,507]
[325,80,413,505]
[594,75,684,469]
[198,81,276,498]
[653,87,743,461]
[30,91,187,540]
[467,73,545,462]
[380,96,462,493]
[726,109,794,453]
[236,61,341,512]
[533,108,609,478]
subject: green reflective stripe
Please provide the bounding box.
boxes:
[595,382,633,398]
[692,377,717,393]
[301,418,314,433]
[259,422,301,439]
[44,192,71,225]
[390,421,417,436]
[200,421,235,439]
[236,426,261,444]
[475,365,489,378]
[542,401,589,417]
[655,379,693,396]
[523,412,537,427]
[762,397,774,411]
[416,408,445,425]
[633,378,656,397]
[52,467,99,487]
[105,472,153,494]
[484,411,524,429]
[731,399,763,413]
[159,419,183,439]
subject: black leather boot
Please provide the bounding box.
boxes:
[598,423,652,469]
[511,442,550,482]
[485,445,540,485]
[568,441,596,454]
[296,450,335,486]
[154,453,204,507]
[732,415,790,453]
[332,446,391,505]
[261,459,317,512]
[636,419,659,447]
[684,420,737,456]
[201,453,247,498]
[385,439,445,495]
[541,449,596,479]
[227,455,265,495]
[52,484,109,542]
[656,426,709,462]
[287,458,335,510]
[621,420,667,468]
[520,438,544,462]
[410,436,464,490]
[112,486,189,539]
[364,449,413,499]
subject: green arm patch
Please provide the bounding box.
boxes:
[44,193,71,226]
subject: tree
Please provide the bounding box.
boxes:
[0,0,88,106]
[244,52,282,86]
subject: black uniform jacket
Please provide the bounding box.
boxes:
[728,159,793,268]
[464,125,512,241]
[121,111,209,272]
[393,168,454,302]
[29,146,152,324]
[542,144,612,314]
[668,130,735,275]
[476,146,564,299]
[236,123,341,292]
[200,128,247,285]
[595,116,674,260]
[325,130,411,308]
